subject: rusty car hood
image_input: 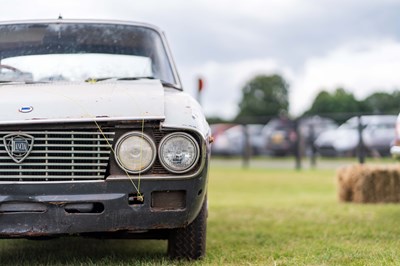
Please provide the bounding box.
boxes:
[0,79,165,125]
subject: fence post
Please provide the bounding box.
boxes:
[242,124,251,168]
[294,119,302,170]
[309,123,317,168]
[357,116,365,164]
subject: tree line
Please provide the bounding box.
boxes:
[304,88,400,122]
[208,74,400,124]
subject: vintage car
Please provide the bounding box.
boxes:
[0,19,211,260]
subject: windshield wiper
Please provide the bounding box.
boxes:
[85,77,114,82]
[87,76,181,89]
[0,80,49,84]
[84,76,154,82]
[117,77,181,89]
[159,80,181,90]
[117,76,155,81]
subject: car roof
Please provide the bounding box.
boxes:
[0,18,164,34]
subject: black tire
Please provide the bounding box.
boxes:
[168,198,207,260]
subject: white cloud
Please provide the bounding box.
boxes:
[3,0,400,120]
[184,38,400,120]
[290,39,400,115]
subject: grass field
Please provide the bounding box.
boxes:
[1,159,400,265]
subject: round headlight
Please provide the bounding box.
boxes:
[158,132,200,174]
[115,132,156,174]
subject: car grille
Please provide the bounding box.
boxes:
[0,130,114,181]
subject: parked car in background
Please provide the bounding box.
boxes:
[299,116,337,141]
[315,115,397,157]
[263,118,296,156]
[390,114,400,157]
[211,124,265,156]
[299,116,337,155]
[247,124,266,155]
[209,123,235,152]
[262,116,336,156]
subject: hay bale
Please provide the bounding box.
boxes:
[336,164,400,203]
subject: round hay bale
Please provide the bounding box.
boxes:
[336,164,400,203]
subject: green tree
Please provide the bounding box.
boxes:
[236,74,289,123]
[304,88,361,123]
[362,91,400,114]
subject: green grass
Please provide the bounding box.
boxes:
[207,166,400,265]
[1,161,400,265]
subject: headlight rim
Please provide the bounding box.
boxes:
[114,131,157,174]
[158,132,200,174]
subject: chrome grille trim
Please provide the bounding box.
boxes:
[0,130,114,181]
[0,156,109,160]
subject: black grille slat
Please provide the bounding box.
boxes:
[0,130,114,181]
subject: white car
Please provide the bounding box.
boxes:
[315,115,396,157]
[211,124,265,156]
[0,19,211,260]
[390,114,400,157]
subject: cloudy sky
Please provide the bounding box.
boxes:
[3,0,400,119]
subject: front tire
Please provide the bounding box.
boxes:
[168,198,207,260]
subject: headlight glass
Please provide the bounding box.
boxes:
[115,132,156,173]
[159,132,200,173]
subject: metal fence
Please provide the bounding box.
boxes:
[210,113,398,169]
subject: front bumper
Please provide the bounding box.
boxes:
[0,168,208,238]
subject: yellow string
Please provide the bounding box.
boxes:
[93,120,142,197]
[137,119,145,194]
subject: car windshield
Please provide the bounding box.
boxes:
[0,22,176,84]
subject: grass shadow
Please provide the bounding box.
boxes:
[0,237,170,265]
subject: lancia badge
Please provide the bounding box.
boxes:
[3,133,34,163]
[19,106,33,113]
